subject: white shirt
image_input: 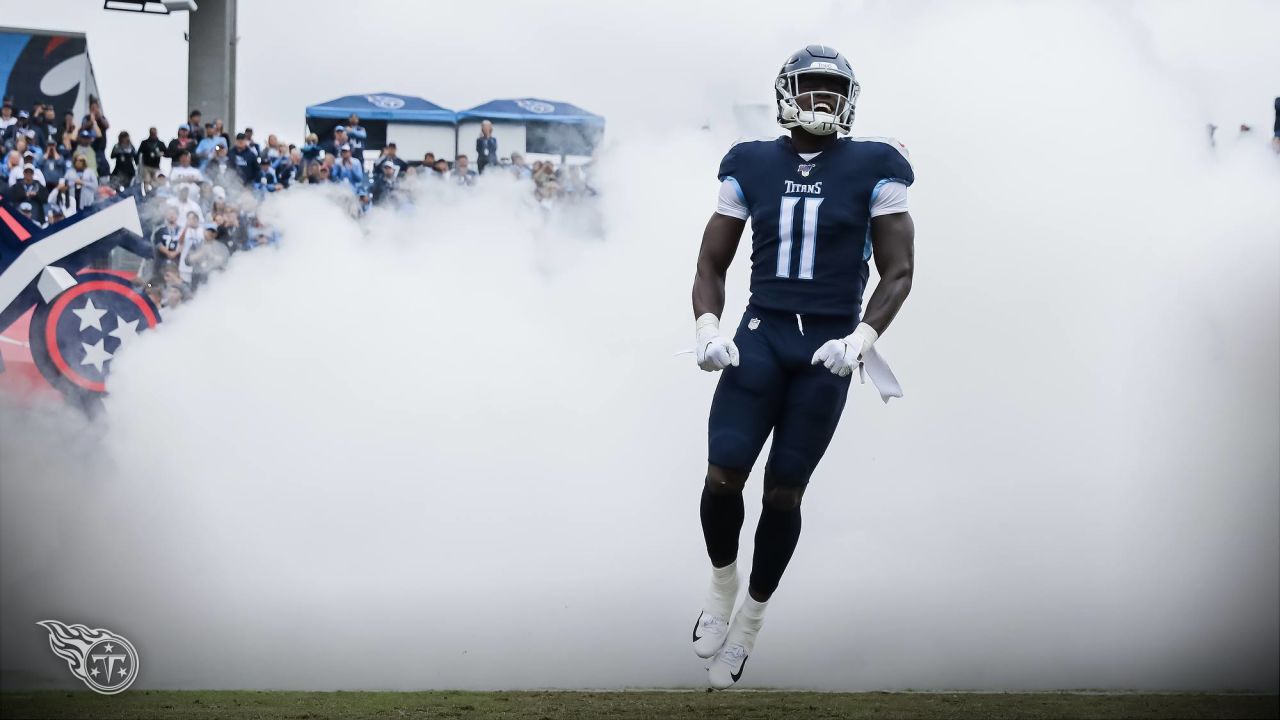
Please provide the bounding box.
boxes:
[167,197,205,225]
[169,164,204,189]
[714,149,909,220]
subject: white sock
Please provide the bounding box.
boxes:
[705,561,739,618]
[733,596,768,643]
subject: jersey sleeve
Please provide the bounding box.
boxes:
[869,181,908,217]
[716,143,741,182]
[715,178,749,219]
[715,142,750,215]
[878,138,915,187]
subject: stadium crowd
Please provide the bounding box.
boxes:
[2,97,596,309]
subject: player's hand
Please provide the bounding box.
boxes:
[695,313,740,372]
[811,323,878,377]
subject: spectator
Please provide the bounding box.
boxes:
[14,135,41,165]
[86,97,109,148]
[4,110,42,151]
[193,122,224,168]
[109,131,138,188]
[159,262,192,308]
[16,200,42,228]
[321,125,348,158]
[45,178,72,217]
[331,144,364,188]
[371,160,398,204]
[186,222,229,290]
[8,152,44,186]
[244,127,262,157]
[169,150,203,191]
[509,152,532,180]
[245,214,278,248]
[432,158,449,176]
[166,183,204,224]
[188,109,204,140]
[66,155,97,211]
[451,154,477,185]
[475,120,497,173]
[231,133,259,185]
[254,157,281,194]
[37,106,59,146]
[301,133,322,166]
[0,100,13,134]
[1273,97,1279,154]
[138,127,165,191]
[7,165,47,219]
[38,140,69,188]
[277,148,304,187]
[59,111,77,145]
[345,114,367,162]
[205,144,232,185]
[176,210,202,283]
[150,173,172,199]
[151,208,183,262]
[421,151,436,169]
[166,124,195,160]
[211,117,230,145]
[376,142,408,173]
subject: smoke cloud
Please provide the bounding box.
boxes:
[2,0,1277,691]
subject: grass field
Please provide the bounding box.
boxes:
[1,690,1277,720]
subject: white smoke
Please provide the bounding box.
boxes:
[2,0,1278,692]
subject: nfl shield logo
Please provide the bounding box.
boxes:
[797,163,815,177]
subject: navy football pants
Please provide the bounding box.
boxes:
[707,305,855,486]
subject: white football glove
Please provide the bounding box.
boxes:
[695,313,740,372]
[811,323,879,377]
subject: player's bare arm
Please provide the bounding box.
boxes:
[692,213,745,320]
[691,213,746,372]
[860,210,915,335]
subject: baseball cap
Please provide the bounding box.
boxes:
[18,202,32,212]
[79,129,93,138]
[17,110,29,118]
[179,123,191,131]
[22,164,34,172]
[340,144,351,151]
[212,186,226,198]
[334,125,346,132]
[203,222,218,232]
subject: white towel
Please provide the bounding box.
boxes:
[859,345,903,403]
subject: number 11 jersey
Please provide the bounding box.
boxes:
[716,135,914,319]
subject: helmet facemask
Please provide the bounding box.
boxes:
[776,69,860,136]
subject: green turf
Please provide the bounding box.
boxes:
[1,690,1277,720]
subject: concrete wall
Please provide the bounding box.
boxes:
[186,0,236,130]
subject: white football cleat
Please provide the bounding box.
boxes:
[691,610,730,659]
[707,637,751,689]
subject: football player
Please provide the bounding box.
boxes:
[690,45,916,688]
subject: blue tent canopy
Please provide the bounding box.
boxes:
[305,92,456,124]
[456,98,604,127]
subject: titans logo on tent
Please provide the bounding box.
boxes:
[28,272,159,399]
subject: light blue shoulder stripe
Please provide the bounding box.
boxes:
[724,176,745,204]
[864,178,894,261]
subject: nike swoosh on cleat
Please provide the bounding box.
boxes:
[692,612,705,642]
[731,655,749,683]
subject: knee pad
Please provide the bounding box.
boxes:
[705,465,748,494]
[762,484,805,511]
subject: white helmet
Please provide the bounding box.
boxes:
[776,45,860,136]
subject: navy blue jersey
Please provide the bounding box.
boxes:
[718,136,914,318]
